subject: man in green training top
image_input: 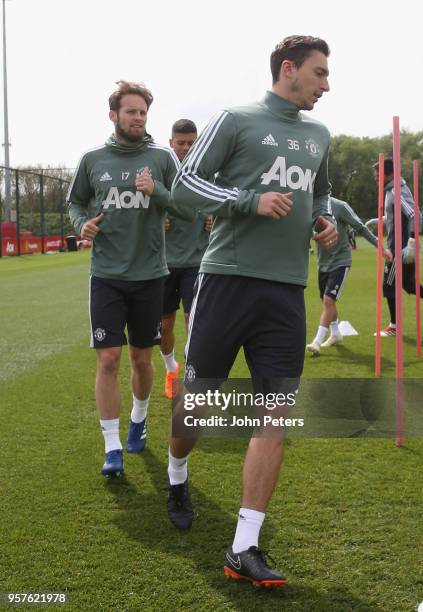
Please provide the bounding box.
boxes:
[167,36,337,587]
[160,119,211,399]
[306,197,392,356]
[67,80,191,477]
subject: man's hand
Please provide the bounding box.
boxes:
[313,216,338,248]
[136,167,155,195]
[164,217,171,231]
[257,192,293,219]
[383,248,393,262]
[81,213,104,241]
[204,214,213,232]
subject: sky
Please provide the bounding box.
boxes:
[2,0,422,169]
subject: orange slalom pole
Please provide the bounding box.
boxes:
[393,117,403,447]
[375,153,384,376]
[413,160,421,357]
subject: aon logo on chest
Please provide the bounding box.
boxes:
[261,156,316,193]
[102,187,150,209]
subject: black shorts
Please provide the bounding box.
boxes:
[383,260,419,298]
[184,273,305,393]
[89,276,164,349]
[319,266,350,301]
[163,267,199,316]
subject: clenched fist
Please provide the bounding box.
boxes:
[257,192,293,219]
[81,213,105,241]
[135,167,155,196]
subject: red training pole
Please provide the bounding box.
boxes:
[375,153,384,376]
[413,160,421,357]
[393,117,403,447]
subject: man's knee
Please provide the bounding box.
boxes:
[97,349,121,376]
[249,434,284,450]
[323,294,336,311]
[129,348,153,374]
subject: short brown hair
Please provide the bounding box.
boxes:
[109,80,154,111]
[270,35,330,84]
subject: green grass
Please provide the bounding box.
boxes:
[0,245,422,612]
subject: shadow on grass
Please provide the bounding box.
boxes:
[105,449,379,611]
[335,344,395,373]
[402,334,421,347]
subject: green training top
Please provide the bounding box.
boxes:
[171,90,334,286]
[67,135,193,281]
[317,197,378,273]
[165,213,209,268]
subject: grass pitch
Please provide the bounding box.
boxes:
[0,245,422,611]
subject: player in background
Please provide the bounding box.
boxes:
[67,81,192,477]
[306,196,392,356]
[373,158,423,336]
[168,36,337,587]
[160,120,212,399]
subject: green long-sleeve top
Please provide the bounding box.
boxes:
[171,90,334,286]
[317,197,378,273]
[67,135,193,281]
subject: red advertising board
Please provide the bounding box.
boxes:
[1,235,66,256]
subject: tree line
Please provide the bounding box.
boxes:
[329,130,423,219]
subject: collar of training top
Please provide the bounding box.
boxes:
[384,177,406,191]
[105,133,153,154]
[263,90,301,122]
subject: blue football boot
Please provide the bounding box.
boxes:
[126,418,147,453]
[101,449,124,476]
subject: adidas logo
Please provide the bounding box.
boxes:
[100,172,112,182]
[330,290,337,295]
[261,133,278,146]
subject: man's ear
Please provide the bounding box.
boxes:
[109,109,117,124]
[280,59,296,79]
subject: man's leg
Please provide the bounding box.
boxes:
[224,281,305,586]
[307,295,337,354]
[89,276,127,476]
[161,312,177,356]
[160,312,180,399]
[227,435,284,558]
[307,267,348,355]
[96,347,125,476]
[125,346,154,453]
[130,345,154,400]
[379,262,397,336]
[167,273,241,530]
[387,295,396,325]
[241,437,284,512]
[319,294,338,328]
[320,295,343,347]
[161,270,180,398]
[96,347,123,421]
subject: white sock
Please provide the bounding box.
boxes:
[330,320,341,336]
[232,507,265,553]
[390,322,396,328]
[313,325,328,346]
[168,449,188,485]
[161,350,178,372]
[100,418,122,453]
[131,394,149,423]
